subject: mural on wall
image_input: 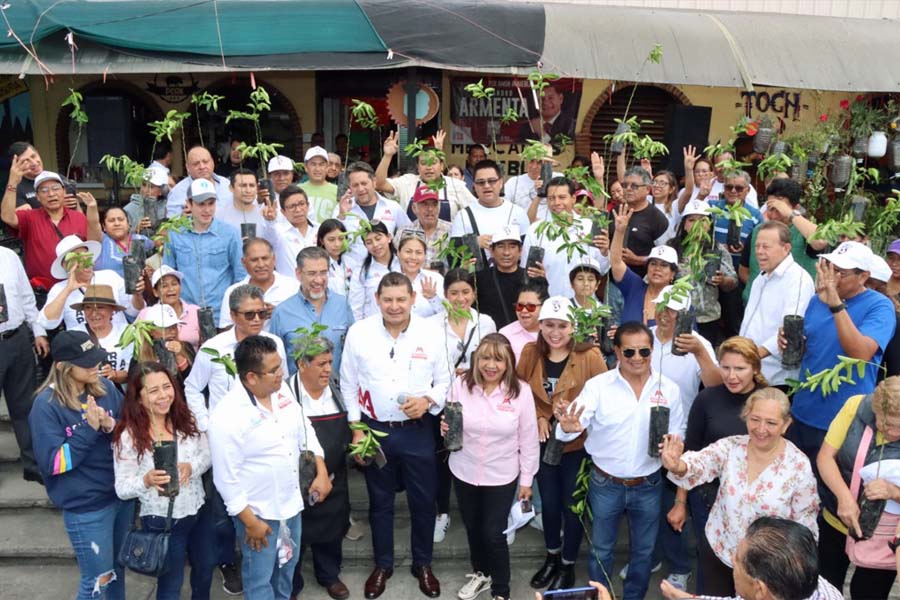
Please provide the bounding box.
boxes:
[737,87,810,126]
[450,75,583,145]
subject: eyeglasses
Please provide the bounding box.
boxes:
[282,202,306,211]
[516,302,540,313]
[38,184,63,193]
[724,184,747,192]
[235,310,267,321]
[621,182,647,190]
[473,177,501,187]
[254,365,283,377]
[651,180,669,187]
[622,347,652,358]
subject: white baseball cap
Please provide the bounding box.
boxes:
[868,254,891,283]
[139,303,185,328]
[538,295,574,323]
[491,224,521,245]
[304,146,329,162]
[648,245,679,266]
[34,170,63,191]
[681,199,711,219]
[267,155,294,173]
[144,166,168,188]
[189,178,216,203]
[50,235,101,279]
[820,241,873,271]
[569,257,603,278]
[151,265,184,288]
[653,285,691,312]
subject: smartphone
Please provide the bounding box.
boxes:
[542,587,599,600]
[540,161,553,197]
[590,211,608,238]
[526,246,545,271]
[64,181,77,196]
[258,178,274,202]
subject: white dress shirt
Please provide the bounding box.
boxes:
[739,254,815,385]
[650,327,717,424]
[557,367,683,478]
[185,328,288,432]
[408,269,445,318]
[503,174,539,213]
[334,195,411,264]
[429,308,497,371]
[341,314,450,423]
[521,217,610,297]
[262,219,319,278]
[0,246,44,337]
[328,255,356,297]
[290,374,340,417]
[38,269,135,331]
[348,256,401,321]
[209,380,323,520]
[218,273,301,329]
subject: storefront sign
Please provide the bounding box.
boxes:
[146,75,200,104]
[738,88,809,122]
[450,76,583,145]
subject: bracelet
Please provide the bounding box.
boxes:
[5,185,15,193]
[175,356,189,370]
[673,499,687,506]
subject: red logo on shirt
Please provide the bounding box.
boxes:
[359,388,377,419]
[651,390,669,407]
[412,347,428,360]
[497,396,515,412]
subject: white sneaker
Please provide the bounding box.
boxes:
[666,572,691,591]
[458,571,492,600]
[434,513,450,543]
[528,513,544,532]
[619,562,662,579]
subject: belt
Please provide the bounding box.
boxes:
[593,465,650,487]
[0,324,23,340]
[362,415,422,429]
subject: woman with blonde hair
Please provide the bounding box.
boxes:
[817,375,900,599]
[661,387,819,597]
[29,331,132,600]
[445,333,539,600]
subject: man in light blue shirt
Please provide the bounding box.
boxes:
[269,246,353,376]
[163,178,245,315]
[165,146,234,217]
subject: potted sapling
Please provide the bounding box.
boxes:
[662,277,695,358]
[831,154,854,190]
[781,273,808,369]
[708,203,753,253]
[753,115,776,154]
[119,319,178,375]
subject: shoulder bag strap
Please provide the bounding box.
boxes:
[163,496,175,533]
[465,206,480,237]
[454,321,479,369]
[849,425,875,499]
[489,268,513,325]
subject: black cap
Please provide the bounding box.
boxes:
[50,331,108,368]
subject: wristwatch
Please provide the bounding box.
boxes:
[829,302,847,314]
[789,209,802,223]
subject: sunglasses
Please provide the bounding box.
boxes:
[724,184,746,192]
[236,310,267,321]
[622,347,652,358]
[516,302,540,313]
[400,229,427,241]
[473,177,501,186]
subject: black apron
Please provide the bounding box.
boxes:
[292,376,351,545]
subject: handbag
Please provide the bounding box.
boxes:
[844,425,900,570]
[117,497,175,577]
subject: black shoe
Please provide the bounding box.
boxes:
[546,563,575,591]
[220,562,243,596]
[530,552,561,589]
[23,470,44,486]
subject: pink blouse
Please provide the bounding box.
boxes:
[499,321,539,362]
[447,376,540,488]
[669,435,819,566]
[137,302,201,350]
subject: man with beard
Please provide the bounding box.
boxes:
[166,146,234,217]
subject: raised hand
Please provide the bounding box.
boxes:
[815,259,841,307]
[383,131,400,157]
[612,205,633,230]
[432,129,447,151]
[555,401,584,434]
[682,145,698,173]
[590,151,605,182]
[640,158,653,178]
[659,434,685,473]
[421,276,437,299]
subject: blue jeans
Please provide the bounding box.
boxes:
[208,470,238,565]
[655,478,692,575]
[535,448,586,562]
[588,468,662,600]
[62,499,134,599]
[142,508,215,600]
[233,512,302,600]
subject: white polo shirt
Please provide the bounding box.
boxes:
[521,216,610,297]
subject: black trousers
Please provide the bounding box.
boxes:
[0,325,38,476]
[818,516,897,600]
[292,537,343,594]
[432,410,452,514]
[453,475,517,598]
[697,530,734,597]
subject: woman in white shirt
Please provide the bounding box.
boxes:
[72,285,132,389]
[429,268,497,543]
[113,362,213,600]
[397,231,444,318]
[317,218,357,298]
[348,220,400,320]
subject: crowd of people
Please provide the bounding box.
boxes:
[2,127,900,600]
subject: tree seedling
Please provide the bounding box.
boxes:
[62,88,89,179]
[200,348,237,377]
[348,421,388,465]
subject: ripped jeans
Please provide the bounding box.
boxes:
[63,499,134,599]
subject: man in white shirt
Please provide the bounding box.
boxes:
[503,157,542,214]
[215,168,268,237]
[261,185,318,277]
[0,245,47,482]
[521,177,610,297]
[261,155,298,206]
[375,130,474,222]
[218,239,300,329]
[335,162,410,264]
[186,284,288,432]
[340,272,449,599]
[557,321,683,600]
[450,159,530,263]
[740,221,815,387]
[166,146,234,217]
[209,335,331,600]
